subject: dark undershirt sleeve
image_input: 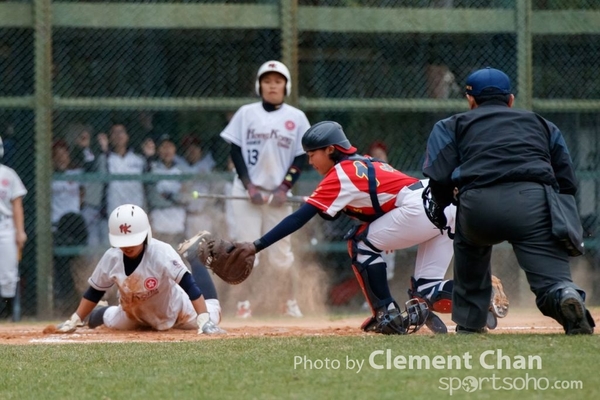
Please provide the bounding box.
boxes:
[178,271,203,301]
[83,286,106,303]
[230,144,251,188]
[253,203,319,252]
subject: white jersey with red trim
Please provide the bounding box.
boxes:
[0,164,27,218]
[220,102,310,191]
[88,238,192,330]
[0,164,27,298]
[306,157,418,220]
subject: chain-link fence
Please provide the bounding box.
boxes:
[0,0,599,319]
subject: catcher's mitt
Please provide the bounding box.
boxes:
[198,237,256,285]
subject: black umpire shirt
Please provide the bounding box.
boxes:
[422,100,577,204]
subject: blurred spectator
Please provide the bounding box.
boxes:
[79,130,110,248]
[0,122,17,168]
[51,140,87,313]
[65,122,96,170]
[51,140,85,230]
[181,135,218,238]
[367,140,389,162]
[147,134,188,247]
[100,123,147,215]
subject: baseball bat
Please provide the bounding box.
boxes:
[191,191,308,205]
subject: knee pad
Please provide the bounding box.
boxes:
[408,277,453,314]
[88,306,109,329]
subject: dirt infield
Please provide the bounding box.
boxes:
[0,308,593,345]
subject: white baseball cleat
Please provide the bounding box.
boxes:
[177,230,211,263]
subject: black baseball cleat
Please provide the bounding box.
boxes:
[559,288,594,335]
[360,300,429,335]
[455,325,488,334]
[177,231,212,265]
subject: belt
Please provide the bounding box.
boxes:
[408,181,424,191]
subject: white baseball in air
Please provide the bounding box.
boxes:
[193,191,199,199]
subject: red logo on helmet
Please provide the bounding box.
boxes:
[268,63,277,69]
[119,223,132,234]
[285,120,296,130]
[1,179,8,187]
[144,277,158,290]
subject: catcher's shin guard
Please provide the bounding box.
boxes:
[346,224,393,314]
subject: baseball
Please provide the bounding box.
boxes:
[192,191,199,199]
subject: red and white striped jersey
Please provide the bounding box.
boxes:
[306,157,418,222]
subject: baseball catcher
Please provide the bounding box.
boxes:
[178,231,256,285]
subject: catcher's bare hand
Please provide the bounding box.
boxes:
[198,238,256,285]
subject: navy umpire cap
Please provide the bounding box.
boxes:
[465,67,511,96]
[302,121,357,154]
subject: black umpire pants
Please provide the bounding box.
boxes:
[452,181,585,329]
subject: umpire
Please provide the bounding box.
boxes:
[422,67,595,335]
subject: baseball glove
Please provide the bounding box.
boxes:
[198,237,256,285]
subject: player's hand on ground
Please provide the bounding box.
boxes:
[57,313,83,333]
[269,184,289,207]
[197,313,226,335]
[247,183,265,205]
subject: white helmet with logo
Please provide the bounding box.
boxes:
[255,60,291,97]
[108,204,152,247]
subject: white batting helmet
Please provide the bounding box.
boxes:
[255,60,291,97]
[108,204,152,247]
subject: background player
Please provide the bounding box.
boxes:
[56,204,224,334]
[0,135,27,321]
[219,60,310,318]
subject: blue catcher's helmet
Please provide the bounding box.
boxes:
[301,121,357,154]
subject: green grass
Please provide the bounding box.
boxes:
[0,335,598,400]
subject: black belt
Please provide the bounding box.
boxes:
[408,181,424,191]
